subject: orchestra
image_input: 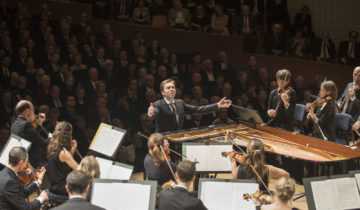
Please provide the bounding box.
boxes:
[2,67,360,210]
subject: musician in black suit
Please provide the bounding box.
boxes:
[50,170,105,210]
[338,83,360,120]
[147,79,232,132]
[267,69,296,131]
[0,147,48,210]
[11,100,48,167]
[338,66,360,103]
[307,81,337,141]
[158,160,207,210]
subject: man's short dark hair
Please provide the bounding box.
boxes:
[15,100,33,115]
[176,160,196,182]
[66,170,91,195]
[8,146,28,166]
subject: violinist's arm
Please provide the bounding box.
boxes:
[59,149,79,170]
[266,164,289,180]
[231,158,238,179]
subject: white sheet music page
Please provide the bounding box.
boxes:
[92,182,151,210]
[96,157,133,180]
[311,180,337,210]
[200,181,258,210]
[330,177,360,210]
[90,123,125,157]
[0,136,31,166]
[311,177,360,210]
[184,144,232,172]
[355,174,360,191]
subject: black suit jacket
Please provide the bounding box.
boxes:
[0,167,41,210]
[50,198,105,210]
[267,88,296,131]
[153,99,218,132]
[159,187,207,210]
[10,116,48,167]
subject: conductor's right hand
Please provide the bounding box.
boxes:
[147,102,156,118]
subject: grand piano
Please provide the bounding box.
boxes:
[162,123,360,163]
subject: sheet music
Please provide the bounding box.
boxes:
[0,136,31,166]
[96,157,133,180]
[200,180,258,210]
[311,177,360,210]
[90,123,126,157]
[183,144,232,172]
[92,182,152,210]
[355,174,360,191]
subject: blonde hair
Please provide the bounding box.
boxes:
[147,133,165,166]
[275,177,296,203]
[78,156,100,179]
[47,121,73,159]
[321,80,338,99]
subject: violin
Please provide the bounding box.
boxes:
[17,163,43,186]
[221,151,246,164]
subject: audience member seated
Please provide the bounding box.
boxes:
[264,23,288,55]
[312,32,336,62]
[168,0,191,29]
[132,0,151,25]
[339,31,360,65]
[191,5,210,32]
[210,4,229,35]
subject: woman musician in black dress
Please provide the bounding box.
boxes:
[144,133,176,186]
[46,121,79,198]
[306,80,337,141]
[226,139,289,204]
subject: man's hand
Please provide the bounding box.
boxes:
[147,102,156,118]
[217,97,232,108]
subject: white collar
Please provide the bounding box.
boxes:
[69,195,86,199]
[164,97,175,104]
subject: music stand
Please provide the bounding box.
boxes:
[95,157,133,180]
[182,142,233,173]
[91,179,157,210]
[198,178,259,210]
[0,134,31,166]
[303,174,360,210]
[89,123,127,158]
[232,105,264,124]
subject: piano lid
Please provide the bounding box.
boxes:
[163,123,360,162]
